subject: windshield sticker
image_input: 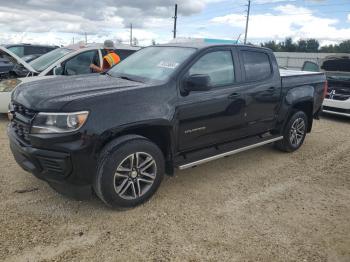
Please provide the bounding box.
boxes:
[157,61,179,69]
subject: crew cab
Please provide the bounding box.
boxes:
[7,44,327,208]
[0,44,140,113]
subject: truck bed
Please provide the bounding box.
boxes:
[280,69,325,88]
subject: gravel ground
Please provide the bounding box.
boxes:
[0,114,349,262]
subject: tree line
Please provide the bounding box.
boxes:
[260,38,350,53]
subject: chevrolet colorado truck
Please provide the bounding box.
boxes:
[7,43,327,208]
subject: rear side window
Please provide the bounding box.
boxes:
[24,46,45,55]
[115,49,136,60]
[242,51,271,82]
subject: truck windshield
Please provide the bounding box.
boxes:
[30,48,73,72]
[109,46,196,81]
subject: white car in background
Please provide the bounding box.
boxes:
[303,56,350,117]
[0,43,140,113]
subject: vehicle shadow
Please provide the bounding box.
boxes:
[321,112,350,123]
[0,113,8,121]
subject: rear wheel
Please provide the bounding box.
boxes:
[275,111,308,152]
[94,136,165,208]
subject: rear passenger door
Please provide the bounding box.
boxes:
[238,48,281,135]
[177,47,247,151]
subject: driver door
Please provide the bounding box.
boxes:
[177,47,247,152]
[63,50,100,76]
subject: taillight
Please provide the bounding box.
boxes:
[323,80,328,99]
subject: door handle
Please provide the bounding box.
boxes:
[267,87,276,92]
[228,93,241,99]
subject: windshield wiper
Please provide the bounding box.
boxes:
[116,75,144,83]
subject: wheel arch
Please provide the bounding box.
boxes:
[291,100,314,133]
[97,121,175,175]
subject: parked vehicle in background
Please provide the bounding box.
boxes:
[8,43,327,208]
[0,43,140,113]
[0,44,58,77]
[21,54,43,63]
[302,56,350,117]
[5,44,58,58]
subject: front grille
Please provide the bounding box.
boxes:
[10,103,36,144]
[326,86,350,101]
[38,157,65,175]
[325,93,350,101]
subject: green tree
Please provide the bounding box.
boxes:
[283,37,297,52]
[337,40,350,53]
[305,39,319,52]
[261,40,280,51]
[297,39,307,52]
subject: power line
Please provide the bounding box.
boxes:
[173,4,178,39]
[130,23,133,46]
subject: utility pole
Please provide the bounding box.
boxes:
[85,32,87,44]
[130,23,133,46]
[173,4,178,39]
[244,0,251,44]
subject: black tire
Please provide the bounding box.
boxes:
[275,111,308,152]
[93,135,165,208]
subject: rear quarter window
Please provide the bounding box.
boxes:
[242,51,272,82]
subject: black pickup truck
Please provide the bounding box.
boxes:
[7,43,327,208]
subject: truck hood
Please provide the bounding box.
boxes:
[12,74,147,111]
[0,46,37,74]
[321,55,350,73]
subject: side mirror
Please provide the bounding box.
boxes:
[53,66,64,75]
[184,74,212,93]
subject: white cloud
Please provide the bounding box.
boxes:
[211,4,350,43]
[254,0,296,3]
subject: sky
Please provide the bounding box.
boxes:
[0,0,349,46]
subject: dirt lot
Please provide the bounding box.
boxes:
[0,114,349,262]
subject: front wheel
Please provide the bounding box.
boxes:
[94,136,165,208]
[275,111,308,152]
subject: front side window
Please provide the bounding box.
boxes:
[109,46,196,82]
[64,50,98,75]
[30,48,72,72]
[189,51,235,86]
[242,51,271,82]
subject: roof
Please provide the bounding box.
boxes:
[156,42,270,51]
[64,42,141,51]
[5,44,58,48]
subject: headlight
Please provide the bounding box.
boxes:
[31,111,89,134]
[0,79,22,92]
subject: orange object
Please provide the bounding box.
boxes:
[104,52,120,68]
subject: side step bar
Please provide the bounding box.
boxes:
[178,136,283,170]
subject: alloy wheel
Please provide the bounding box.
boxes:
[113,152,157,200]
[289,118,305,147]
